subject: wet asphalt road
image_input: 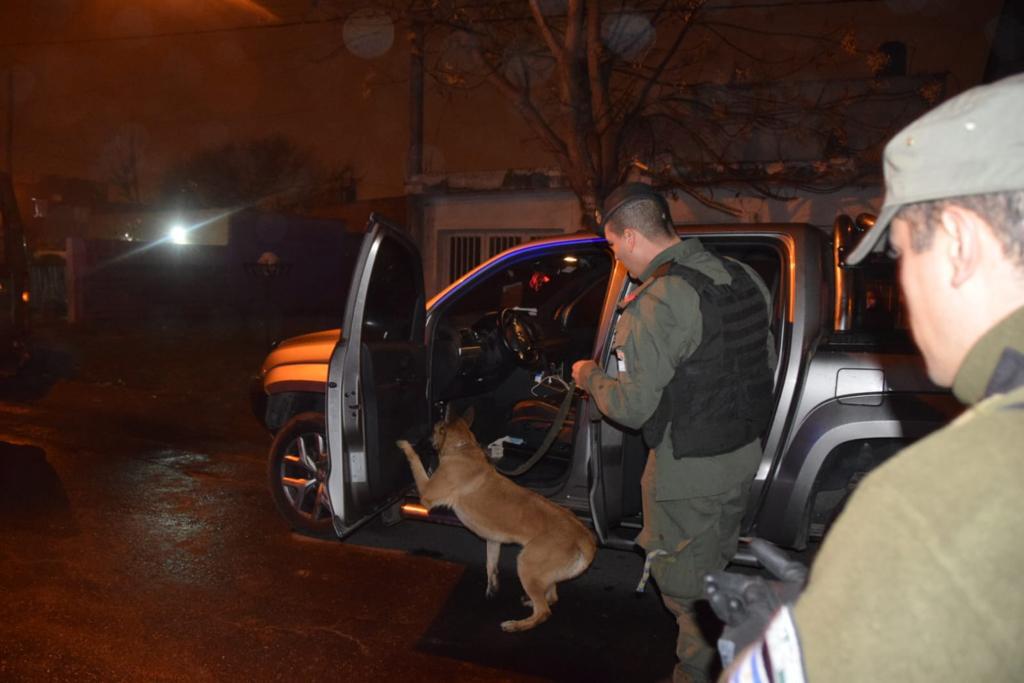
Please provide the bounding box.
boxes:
[0,321,679,682]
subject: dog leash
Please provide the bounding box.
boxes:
[496,380,576,478]
[635,549,670,593]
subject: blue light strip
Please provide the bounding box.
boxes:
[428,234,607,310]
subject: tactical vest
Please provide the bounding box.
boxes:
[985,348,1024,399]
[640,257,774,458]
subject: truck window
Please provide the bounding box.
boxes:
[610,238,787,378]
[441,244,613,329]
[830,256,915,351]
[850,264,906,332]
[361,236,421,343]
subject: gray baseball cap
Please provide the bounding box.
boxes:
[846,73,1024,265]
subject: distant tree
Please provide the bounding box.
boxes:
[159,134,354,210]
[320,0,939,226]
[101,123,147,204]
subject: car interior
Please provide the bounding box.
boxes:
[425,236,787,526]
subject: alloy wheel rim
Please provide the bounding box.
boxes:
[279,431,332,523]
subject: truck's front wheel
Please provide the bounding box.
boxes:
[267,412,335,538]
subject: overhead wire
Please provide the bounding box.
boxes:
[0,0,890,50]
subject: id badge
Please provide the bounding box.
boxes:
[615,348,627,374]
[726,606,806,683]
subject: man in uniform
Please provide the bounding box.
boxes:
[571,184,775,682]
[722,74,1024,682]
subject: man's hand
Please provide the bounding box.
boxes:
[572,359,597,386]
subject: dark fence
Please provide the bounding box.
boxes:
[60,211,366,327]
[29,254,67,315]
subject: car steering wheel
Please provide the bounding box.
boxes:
[498,308,540,366]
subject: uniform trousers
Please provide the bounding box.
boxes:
[637,455,751,683]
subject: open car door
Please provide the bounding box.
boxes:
[325,214,429,538]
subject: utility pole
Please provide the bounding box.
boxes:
[405,19,425,250]
[5,69,12,173]
[128,131,140,203]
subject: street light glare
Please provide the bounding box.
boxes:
[170,224,188,244]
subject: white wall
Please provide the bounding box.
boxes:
[423,190,580,294]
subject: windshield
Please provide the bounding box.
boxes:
[442,245,613,327]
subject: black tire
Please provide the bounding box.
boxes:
[267,411,335,538]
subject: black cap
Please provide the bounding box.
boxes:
[594,183,671,238]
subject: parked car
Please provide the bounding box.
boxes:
[0,172,30,376]
[253,213,961,556]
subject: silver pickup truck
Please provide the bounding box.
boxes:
[252,214,960,554]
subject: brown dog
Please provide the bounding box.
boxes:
[397,405,597,632]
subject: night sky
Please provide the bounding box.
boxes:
[1,1,1019,203]
[0,1,414,199]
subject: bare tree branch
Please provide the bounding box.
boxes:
[620,0,705,135]
[324,0,936,224]
[471,43,570,161]
[528,0,569,101]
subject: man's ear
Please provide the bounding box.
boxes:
[939,205,983,288]
[622,227,637,251]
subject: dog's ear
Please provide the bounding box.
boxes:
[461,405,475,428]
[444,402,458,425]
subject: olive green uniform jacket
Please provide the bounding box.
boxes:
[576,238,774,598]
[792,304,1024,681]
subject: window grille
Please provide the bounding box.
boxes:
[441,230,559,286]
[448,235,482,283]
[488,235,521,258]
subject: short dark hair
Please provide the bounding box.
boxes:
[605,198,675,241]
[894,189,1024,266]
